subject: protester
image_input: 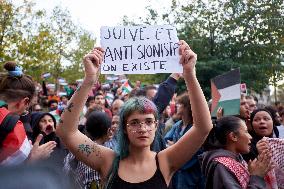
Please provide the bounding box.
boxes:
[31,103,43,112]
[94,92,112,118]
[164,112,181,136]
[265,105,281,138]
[242,108,279,188]
[58,95,68,113]
[246,95,258,114]
[0,61,56,165]
[159,105,171,125]
[47,89,60,103]
[56,41,213,188]
[135,80,141,89]
[83,96,96,115]
[217,94,251,130]
[104,114,120,150]
[202,116,272,188]
[64,111,112,189]
[145,85,157,101]
[165,92,205,188]
[31,112,66,166]
[48,99,58,112]
[111,99,124,116]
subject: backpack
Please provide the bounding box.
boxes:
[0,108,20,148]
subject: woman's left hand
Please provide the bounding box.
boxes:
[256,137,270,154]
[179,40,197,77]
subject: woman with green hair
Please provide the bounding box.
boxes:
[57,40,213,189]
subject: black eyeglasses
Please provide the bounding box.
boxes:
[126,119,157,131]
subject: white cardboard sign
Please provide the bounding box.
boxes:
[100,25,181,74]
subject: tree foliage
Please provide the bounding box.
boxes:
[62,31,96,83]
[1,0,283,98]
[122,0,284,99]
[0,1,95,86]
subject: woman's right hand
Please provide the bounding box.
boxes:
[248,150,273,177]
[83,47,104,82]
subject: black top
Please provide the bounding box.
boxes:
[111,155,170,189]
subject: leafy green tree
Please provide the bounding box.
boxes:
[62,31,96,83]
[132,0,284,99]
[45,6,77,88]
[0,1,14,64]
[0,0,35,66]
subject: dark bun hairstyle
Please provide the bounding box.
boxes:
[0,61,35,102]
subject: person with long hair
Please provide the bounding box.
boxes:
[57,40,212,189]
[202,116,272,188]
[164,92,205,188]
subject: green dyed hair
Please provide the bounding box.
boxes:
[117,96,158,158]
[105,96,159,189]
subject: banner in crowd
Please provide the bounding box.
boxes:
[211,68,241,117]
[58,78,67,86]
[41,72,51,79]
[106,75,119,81]
[105,92,114,105]
[100,25,182,74]
[122,80,132,95]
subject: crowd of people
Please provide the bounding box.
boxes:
[0,40,284,189]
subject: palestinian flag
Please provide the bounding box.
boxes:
[122,80,132,95]
[106,92,114,105]
[211,68,241,117]
[0,108,32,165]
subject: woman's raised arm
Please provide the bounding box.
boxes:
[56,48,115,178]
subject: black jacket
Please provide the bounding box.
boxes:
[201,149,265,189]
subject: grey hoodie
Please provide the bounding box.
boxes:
[201,149,265,189]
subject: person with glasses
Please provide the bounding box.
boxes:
[57,40,213,189]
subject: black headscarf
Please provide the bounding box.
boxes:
[243,108,275,161]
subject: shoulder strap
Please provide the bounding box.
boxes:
[0,113,20,148]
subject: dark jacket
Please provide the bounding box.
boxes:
[152,76,177,152]
[165,121,205,189]
[19,112,33,140]
[153,76,177,115]
[30,112,66,166]
[201,149,265,189]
